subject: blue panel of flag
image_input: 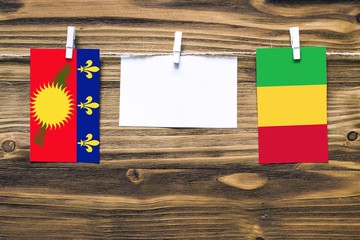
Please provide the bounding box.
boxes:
[76,49,100,163]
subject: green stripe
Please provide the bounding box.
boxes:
[256,47,327,87]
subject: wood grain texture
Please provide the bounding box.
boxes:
[0,0,360,239]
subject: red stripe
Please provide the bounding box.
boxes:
[258,124,328,164]
[30,49,77,162]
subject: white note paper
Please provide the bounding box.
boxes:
[119,55,237,128]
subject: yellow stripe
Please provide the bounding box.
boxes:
[257,85,327,127]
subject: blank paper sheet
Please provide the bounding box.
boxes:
[119,55,237,128]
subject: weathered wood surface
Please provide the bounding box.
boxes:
[0,0,360,239]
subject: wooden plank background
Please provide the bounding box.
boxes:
[0,0,360,239]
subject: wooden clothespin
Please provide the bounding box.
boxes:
[66,26,76,59]
[290,27,300,60]
[173,31,182,64]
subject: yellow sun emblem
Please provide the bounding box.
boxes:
[31,82,74,129]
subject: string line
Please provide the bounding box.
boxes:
[0,51,359,58]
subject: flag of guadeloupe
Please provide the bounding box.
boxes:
[30,49,100,163]
[256,47,328,164]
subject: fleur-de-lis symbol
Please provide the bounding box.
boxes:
[78,133,100,153]
[77,96,99,115]
[77,60,100,79]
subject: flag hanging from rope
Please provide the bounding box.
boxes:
[256,47,328,164]
[30,49,100,163]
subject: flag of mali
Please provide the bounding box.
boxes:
[256,47,328,164]
[30,49,100,163]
